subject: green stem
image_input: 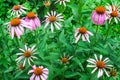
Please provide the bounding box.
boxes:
[15,38,20,47]
[104,23,111,42]
[78,0,83,23]
[95,25,99,37]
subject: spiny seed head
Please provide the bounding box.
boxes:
[96,61,105,69]
[13,5,21,10]
[19,64,25,70]
[79,27,87,34]
[23,51,31,58]
[34,68,43,75]
[110,11,118,17]
[110,70,117,77]
[96,6,106,14]
[61,58,68,63]
[27,12,36,19]
[10,18,21,26]
[49,16,56,22]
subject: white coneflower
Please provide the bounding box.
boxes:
[5,18,31,39]
[11,5,27,16]
[60,53,73,64]
[87,54,113,78]
[55,0,70,7]
[44,11,64,32]
[106,2,120,23]
[74,27,93,43]
[16,45,38,67]
[28,65,49,80]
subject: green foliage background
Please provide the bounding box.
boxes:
[0,0,120,80]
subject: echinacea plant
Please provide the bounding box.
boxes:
[87,54,113,78]
[10,5,27,17]
[28,65,49,80]
[91,6,107,25]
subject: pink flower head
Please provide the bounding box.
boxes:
[5,18,32,39]
[106,4,120,23]
[91,6,107,25]
[24,12,41,30]
[28,65,49,80]
[74,27,93,43]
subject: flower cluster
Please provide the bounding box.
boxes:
[4,0,120,80]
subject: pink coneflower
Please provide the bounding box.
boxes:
[11,5,27,16]
[106,3,120,23]
[44,11,64,32]
[5,18,31,39]
[24,12,41,30]
[28,65,49,80]
[74,27,93,43]
[60,53,73,64]
[87,54,113,78]
[16,45,38,67]
[91,6,107,25]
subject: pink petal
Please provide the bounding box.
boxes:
[30,20,36,30]
[10,27,15,39]
[82,35,86,41]
[34,17,41,27]
[87,31,93,36]
[30,74,35,80]
[28,70,34,74]
[35,76,40,80]
[14,27,20,38]
[32,65,36,69]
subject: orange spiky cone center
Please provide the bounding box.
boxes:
[96,6,106,14]
[49,16,56,22]
[34,68,43,75]
[110,11,118,17]
[79,27,87,34]
[10,18,21,26]
[27,12,36,19]
[96,61,105,69]
[61,57,68,63]
[13,5,21,10]
[23,51,31,58]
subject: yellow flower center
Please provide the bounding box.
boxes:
[23,51,31,58]
[49,16,56,22]
[61,58,68,63]
[96,61,105,69]
[13,5,21,10]
[10,18,21,26]
[96,6,106,14]
[79,27,87,34]
[27,12,36,19]
[110,11,118,17]
[44,1,51,7]
[34,68,43,75]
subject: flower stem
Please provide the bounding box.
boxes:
[15,37,20,47]
[95,25,99,37]
[78,0,83,23]
[104,23,111,43]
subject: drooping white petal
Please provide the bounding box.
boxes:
[91,67,98,73]
[87,65,96,68]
